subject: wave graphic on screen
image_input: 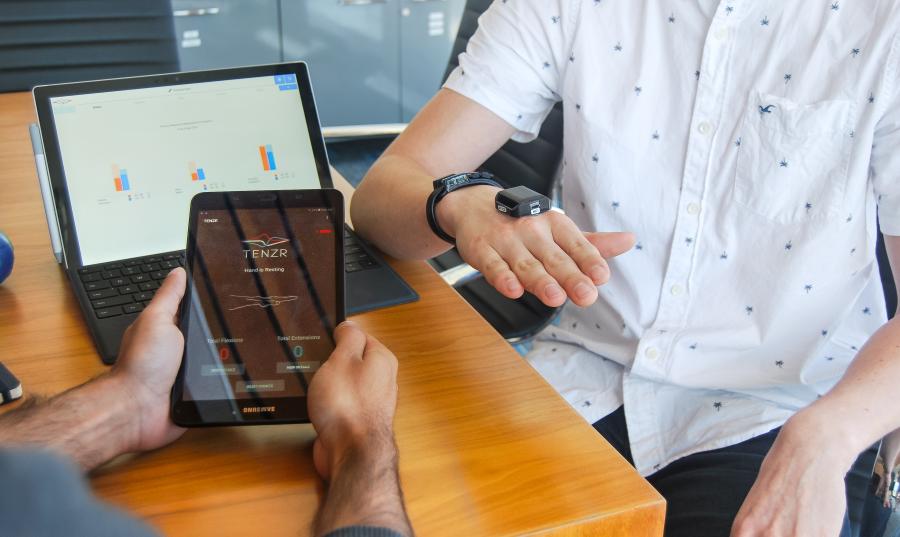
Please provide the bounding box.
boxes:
[228,295,299,310]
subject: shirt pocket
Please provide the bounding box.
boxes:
[733,90,853,224]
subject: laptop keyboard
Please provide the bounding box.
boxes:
[343,227,379,273]
[77,251,184,319]
[78,230,378,321]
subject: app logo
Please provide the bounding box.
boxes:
[242,233,288,248]
[242,232,288,258]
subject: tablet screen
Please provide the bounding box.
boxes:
[178,194,340,411]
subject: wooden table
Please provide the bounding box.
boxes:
[0,91,664,536]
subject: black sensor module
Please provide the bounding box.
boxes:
[495,186,552,218]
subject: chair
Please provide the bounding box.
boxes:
[0,0,178,93]
[429,0,564,341]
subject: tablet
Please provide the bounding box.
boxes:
[171,189,344,426]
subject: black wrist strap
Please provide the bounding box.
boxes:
[426,172,501,244]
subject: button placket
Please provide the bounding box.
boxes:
[640,3,740,361]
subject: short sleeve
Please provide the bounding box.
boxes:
[872,36,900,235]
[443,0,576,143]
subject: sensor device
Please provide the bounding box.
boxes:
[426,171,502,243]
[495,186,551,218]
[171,189,344,426]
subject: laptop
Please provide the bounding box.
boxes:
[31,62,418,365]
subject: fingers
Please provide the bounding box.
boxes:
[361,333,398,371]
[144,267,186,321]
[459,209,636,308]
[532,244,597,306]
[584,231,636,260]
[331,322,398,370]
[329,323,399,401]
[514,218,597,307]
[331,321,367,361]
[494,239,568,307]
[551,218,611,285]
[472,244,524,299]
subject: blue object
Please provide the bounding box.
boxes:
[0,231,13,284]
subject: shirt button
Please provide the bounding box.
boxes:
[687,202,700,215]
[645,347,660,360]
[670,284,683,296]
[697,122,713,135]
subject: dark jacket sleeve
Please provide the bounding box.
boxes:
[323,526,406,537]
[0,448,159,537]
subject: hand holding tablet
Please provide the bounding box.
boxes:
[171,190,345,425]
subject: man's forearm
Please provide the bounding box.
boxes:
[351,89,516,261]
[799,315,900,460]
[314,431,413,537]
[0,375,136,470]
[882,428,900,475]
[351,153,451,260]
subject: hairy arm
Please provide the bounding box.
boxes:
[0,376,139,470]
[0,269,187,471]
[309,322,413,537]
[314,431,410,536]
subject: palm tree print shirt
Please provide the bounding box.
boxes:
[444,0,900,476]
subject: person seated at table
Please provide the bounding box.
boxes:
[350,1,900,535]
[0,268,413,537]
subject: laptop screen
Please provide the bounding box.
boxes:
[49,74,323,266]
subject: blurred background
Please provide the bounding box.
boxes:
[0,0,467,185]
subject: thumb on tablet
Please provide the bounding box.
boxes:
[332,321,366,361]
[146,267,186,321]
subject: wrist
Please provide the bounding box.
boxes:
[785,405,861,470]
[434,184,500,239]
[329,424,396,477]
[96,373,145,455]
[41,374,139,469]
[317,427,410,537]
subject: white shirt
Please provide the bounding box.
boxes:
[444,0,900,476]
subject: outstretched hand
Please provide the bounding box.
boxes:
[437,185,634,307]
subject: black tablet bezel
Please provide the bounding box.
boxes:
[171,189,345,426]
[32,62,333,270]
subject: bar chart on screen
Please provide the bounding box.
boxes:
[51,76,322,264]
[112,165,131,192]
[189,161,207,181]
[259,144,277,171]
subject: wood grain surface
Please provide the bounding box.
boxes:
[0,91,664,536]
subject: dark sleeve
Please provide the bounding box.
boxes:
[0,448,159,537]
[323,526,406,537]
